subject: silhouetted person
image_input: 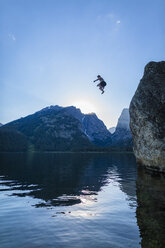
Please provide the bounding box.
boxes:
[93,75,107,94]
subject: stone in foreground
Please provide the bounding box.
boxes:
[129,61,165,173]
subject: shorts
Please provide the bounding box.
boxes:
[100,81,106,87]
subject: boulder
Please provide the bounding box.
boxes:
[129,61,165,172]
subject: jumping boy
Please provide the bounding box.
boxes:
[93,75,107,94]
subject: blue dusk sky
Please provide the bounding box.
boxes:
[0,0,165,127]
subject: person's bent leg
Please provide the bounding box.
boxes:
[101,87,105,94]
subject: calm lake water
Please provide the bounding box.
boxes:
[0,152,165,248]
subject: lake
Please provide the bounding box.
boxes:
[0,152,165,248]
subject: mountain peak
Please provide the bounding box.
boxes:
[86,112,96,116]
[116,108,130,130]
[1,104,113,150]
[111,108,132,147]
[39,105,63,113]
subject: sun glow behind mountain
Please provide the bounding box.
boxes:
[72,101,97,114]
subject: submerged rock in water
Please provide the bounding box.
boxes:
[129,61,165,173]
[136,167,165,247]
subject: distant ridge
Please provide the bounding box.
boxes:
[0,106,133,152]
[0,105,112,151]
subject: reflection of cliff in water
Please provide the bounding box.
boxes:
[111,153,137,205]
[136,168,165,248]
[0,152,137,208]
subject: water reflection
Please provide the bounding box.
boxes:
[0,153,165,247]
[0,152,137,208]
[136,167,165,248]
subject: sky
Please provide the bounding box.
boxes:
[0,0,165,128]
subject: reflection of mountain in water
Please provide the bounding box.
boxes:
[136,168,165,248]
[1,153,165,247]
[112,154,137,205]
[0,153,137,208]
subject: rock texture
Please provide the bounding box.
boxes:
[111,108,132,147]
[38,106,112,146]
[129,61,165,172]
[81,113,112,146]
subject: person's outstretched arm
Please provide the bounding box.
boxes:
[93,79,99,82]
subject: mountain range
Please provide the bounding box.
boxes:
[0,106,132,151]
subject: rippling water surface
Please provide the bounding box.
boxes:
[0,152,165,248]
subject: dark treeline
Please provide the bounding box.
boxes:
[0,126,133,153]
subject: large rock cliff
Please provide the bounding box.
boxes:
[129,61,165,172]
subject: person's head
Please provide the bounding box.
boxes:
[97,75,101,78]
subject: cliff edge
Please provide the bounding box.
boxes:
[129,61,165,173]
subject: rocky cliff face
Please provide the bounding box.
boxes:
[129,61,165,172]
[111,108,132,147]
[81,113,112,146]
[39,105,112,146]
[57,106,112,146]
